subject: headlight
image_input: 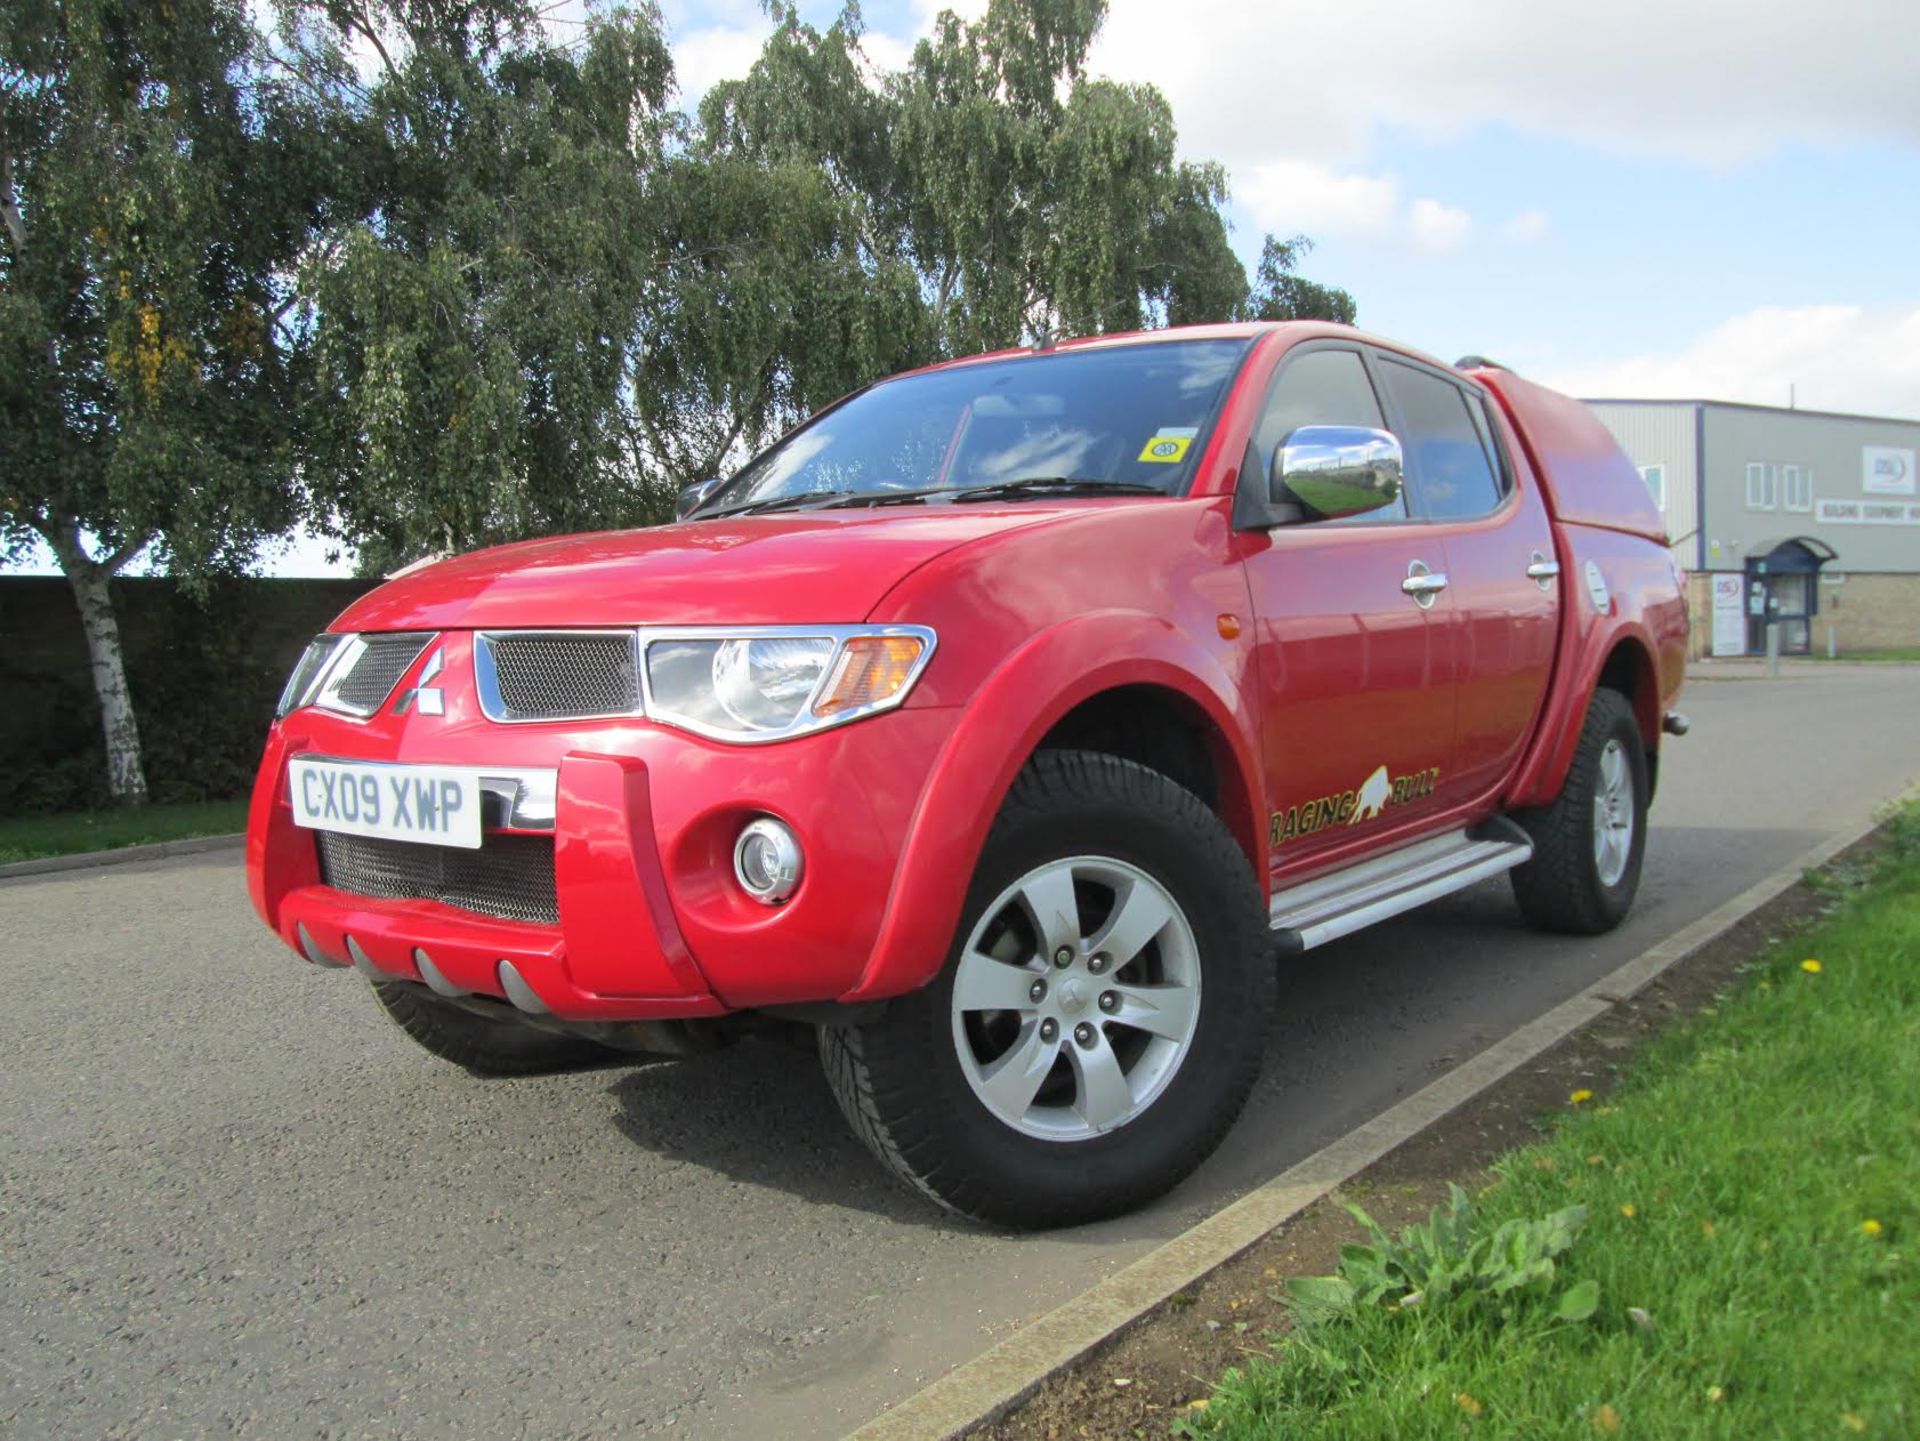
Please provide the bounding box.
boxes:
[642,626,935,742]
[276,634,349,717]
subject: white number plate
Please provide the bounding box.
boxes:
[289,759,483,849]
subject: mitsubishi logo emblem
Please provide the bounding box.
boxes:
[392,649,446,716]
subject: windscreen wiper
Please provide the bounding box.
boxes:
[944,477,1167,503]
[702,489,858,519]
[810,490,942,509]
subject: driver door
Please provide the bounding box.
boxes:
[1238,344,1455,882]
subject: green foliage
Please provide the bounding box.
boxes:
[282,0,679,570]
[1,0,330,574]
[1286,1186,1595,1328]
[673,0,1350,493]
[1246,235,1356,325]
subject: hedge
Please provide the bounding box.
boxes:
[1,576,377,816]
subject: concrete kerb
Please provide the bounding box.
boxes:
[845,785,1920,1441]
[0,831,244,882]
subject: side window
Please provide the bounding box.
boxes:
[1377,359,1505,521]
[1249,348,1407,521]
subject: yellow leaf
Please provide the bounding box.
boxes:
[1706,1385,1725,1404]
[1455,1392,1483,1417]
[1595,1402,1621,1433]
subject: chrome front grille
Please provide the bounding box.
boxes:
[474,631,641,722]
[321,633,437,716]
[315,831,559,925]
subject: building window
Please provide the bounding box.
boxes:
[1745,461,1776,509]
[1783,465,1813,512]
[1639,464,1666,509]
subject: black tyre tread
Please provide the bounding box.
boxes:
[370,979,618,1077]
[1509,688,1647,935]
[820,748,1274,1228]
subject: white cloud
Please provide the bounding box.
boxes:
[1498,208,1551,244]
[1088,0,1920,168]
[1238,161,1477,256]
[1543,304,1920,420]
[671,22,771,102]
[1239,160,1401,238]
[1409,198,1472,254]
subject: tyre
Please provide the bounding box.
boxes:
[820,749,1274,1229]
[369,978,621,1077]
[1509,687,1649,935]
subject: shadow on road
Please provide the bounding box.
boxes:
[601,1034,975,1231]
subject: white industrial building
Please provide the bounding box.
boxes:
[1585,399,1920,657]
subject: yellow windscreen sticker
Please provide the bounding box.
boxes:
[1138,427,1197,463]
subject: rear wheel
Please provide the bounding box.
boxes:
[820,750,1274,1228]
[1510,687,1649,934]
[369,979,621,1077]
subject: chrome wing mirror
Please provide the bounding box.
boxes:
[1270,425,1404,522]
[675,476,723,521]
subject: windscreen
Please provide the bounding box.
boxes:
[703,339,1251,513]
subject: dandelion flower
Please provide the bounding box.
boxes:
[1620,1204,1637,1218]
[1861,1219,1884,1238]
[1842,1415,1866,1433]
[1455,1392,1483,1417]
[1801,958,1822,974]
[1570,1089,1594,1104]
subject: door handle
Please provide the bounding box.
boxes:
[1526,552,1561,585]
[1402,560,1448,607]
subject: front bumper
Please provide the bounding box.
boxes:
[248,633,955,1021]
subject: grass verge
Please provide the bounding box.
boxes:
[0,798,248,865]
[1182,808,1919,1440]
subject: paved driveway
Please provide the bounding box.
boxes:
[3,663,1916,1439]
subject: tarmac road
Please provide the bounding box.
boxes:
[3,661,1916,1440]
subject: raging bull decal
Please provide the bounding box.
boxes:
[1269,762,1441,847]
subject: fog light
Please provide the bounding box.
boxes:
[734,817,802,904]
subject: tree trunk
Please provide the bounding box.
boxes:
[64,560,151,808]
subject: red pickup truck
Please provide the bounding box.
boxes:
[248,322,1688,1228]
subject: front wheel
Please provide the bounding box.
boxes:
[1509,687,1649,934]
[820,750,1274,1229]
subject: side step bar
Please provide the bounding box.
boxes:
[1270,820,1533,953]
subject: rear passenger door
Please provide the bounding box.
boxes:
[1371,355,1559,810]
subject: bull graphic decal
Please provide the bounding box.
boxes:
[1350,765,1392,824]
[1268,762,1442,847]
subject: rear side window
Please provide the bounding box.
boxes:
[1377,359,1505,520]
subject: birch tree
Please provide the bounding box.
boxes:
[1,0,329,805]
